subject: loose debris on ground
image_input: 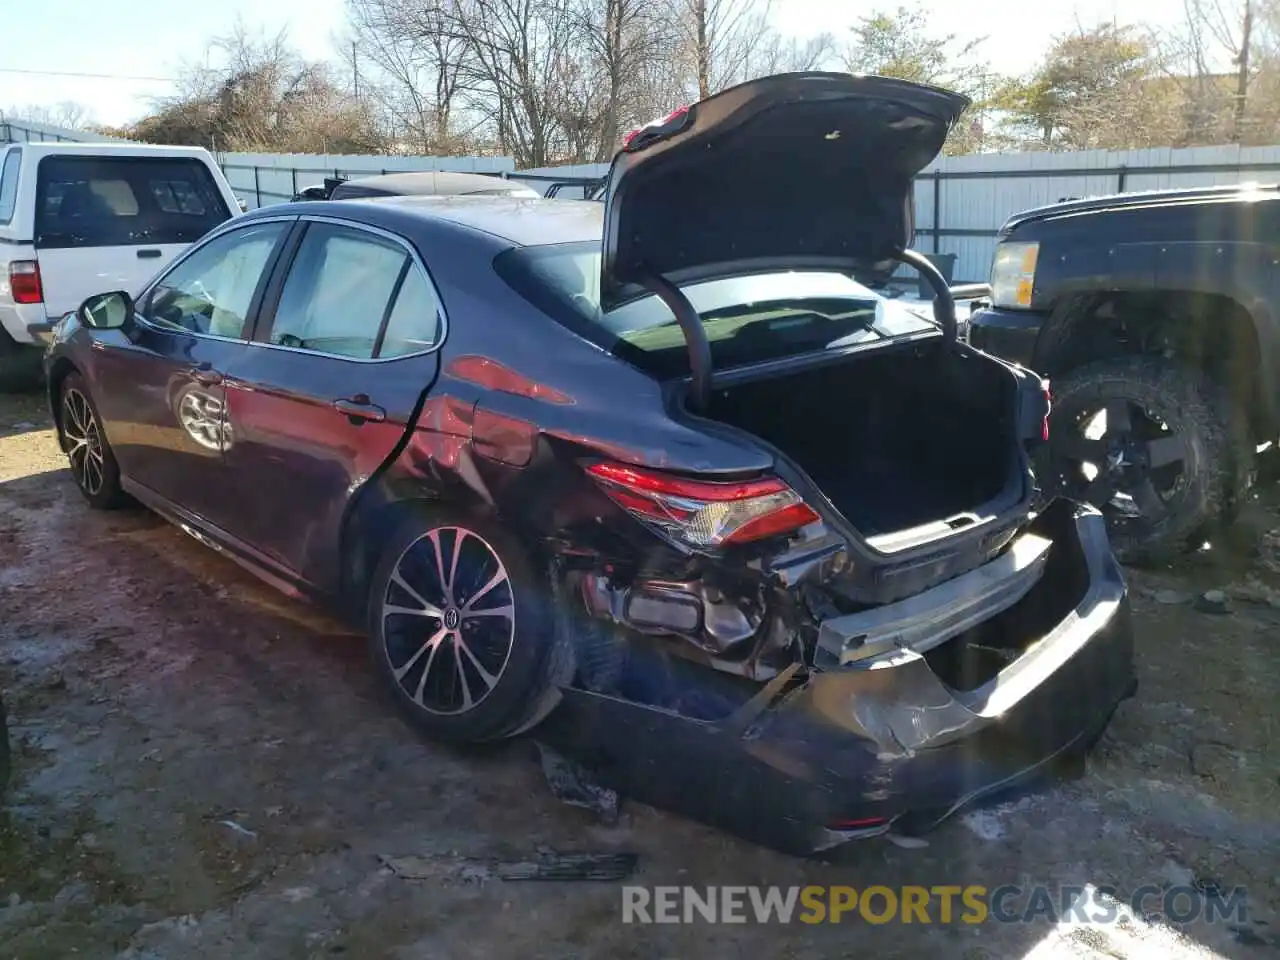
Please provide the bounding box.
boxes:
[1,394,1278,958]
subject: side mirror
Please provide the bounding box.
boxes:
[78,291,133,330]
[236,197,248,212]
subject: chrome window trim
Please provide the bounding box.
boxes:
[132,214,300,344]
[246,213,449,365]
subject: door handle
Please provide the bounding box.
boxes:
[333,397,387,423]
[137,248,163,259]
[190,361,222,386]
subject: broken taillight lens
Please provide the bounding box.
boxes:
[585,461,820,548]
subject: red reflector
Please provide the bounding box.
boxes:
[586,461,787,502]
[8,260,43,305]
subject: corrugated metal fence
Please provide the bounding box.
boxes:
[7,115,1280,282]
[216,151,517,209]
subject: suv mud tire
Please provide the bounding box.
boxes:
[1040,356,1251,566]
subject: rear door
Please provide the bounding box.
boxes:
[33,154,232,317]
[221,216,447,589]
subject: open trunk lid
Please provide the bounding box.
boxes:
[598,72,970,311]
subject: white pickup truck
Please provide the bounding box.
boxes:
[0,141,242,388]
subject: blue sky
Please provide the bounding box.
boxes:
[3,0,1187,127]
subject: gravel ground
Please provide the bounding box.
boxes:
[1,391,1278,959]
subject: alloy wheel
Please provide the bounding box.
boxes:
[1049,397,1189,534]
[62,389,106,497]
[380,527,516,715]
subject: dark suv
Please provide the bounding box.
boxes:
[967,185,1277,563]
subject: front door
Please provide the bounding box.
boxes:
[90,219,293,528]
[221,218,446,589]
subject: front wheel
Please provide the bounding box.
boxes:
[366,509,573,743]
[1039,356,1252,566]
[60,372,128,509]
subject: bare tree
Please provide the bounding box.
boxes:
[2,101,94,130]
[441,0,580,168]
[1181,0,1258,141]
[668,0,775,99]
[569,0,673,159]
[127,20,384,153]
[746,31,837,77]
[347,0,472,152]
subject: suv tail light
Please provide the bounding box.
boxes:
[8,260,43,305]
[585,461,820,548]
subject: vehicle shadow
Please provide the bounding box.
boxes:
[0,389,52,437]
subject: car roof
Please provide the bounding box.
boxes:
[333,171,530,197]
[270,195,606,247]
[2,141,217,160]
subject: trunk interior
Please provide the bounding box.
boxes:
[700,340,1019,540]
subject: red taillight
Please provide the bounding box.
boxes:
[585,461,820,548]
[1041,379,1052,442]
[8,260,43,305]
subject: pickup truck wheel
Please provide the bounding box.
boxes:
[1040,356,1250,566]
[367,510,571,743]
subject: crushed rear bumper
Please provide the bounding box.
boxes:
[538,498,1135,855]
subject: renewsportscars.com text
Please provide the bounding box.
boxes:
[621,884,1248,925]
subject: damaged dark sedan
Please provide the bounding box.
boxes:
[44,72,1136,855]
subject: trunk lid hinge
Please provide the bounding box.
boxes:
[639,270,712,413]
[894,249,959,349]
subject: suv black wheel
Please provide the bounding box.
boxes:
[60,372,128,509]
[367,509,573,743]
[1040,356,1251,566]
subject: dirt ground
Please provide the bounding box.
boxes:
[1,390,1279,960]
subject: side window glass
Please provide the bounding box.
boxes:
[268,223,407,359]
[378,265,444,358]
[0,149,20,225]
[142,221,286,337]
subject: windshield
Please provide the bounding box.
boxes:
[496,242,937,378]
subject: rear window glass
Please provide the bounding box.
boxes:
[34,155,230,250]
[496,242,937,379]
[0,149,20,225]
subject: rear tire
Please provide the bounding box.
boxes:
[367,508,572,743]
[60,372,128,510]
[1039,356,1251,566]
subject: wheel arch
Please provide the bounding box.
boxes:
[337,470,495,624]
[46,356,81,451]
[1031,288,1273,441]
